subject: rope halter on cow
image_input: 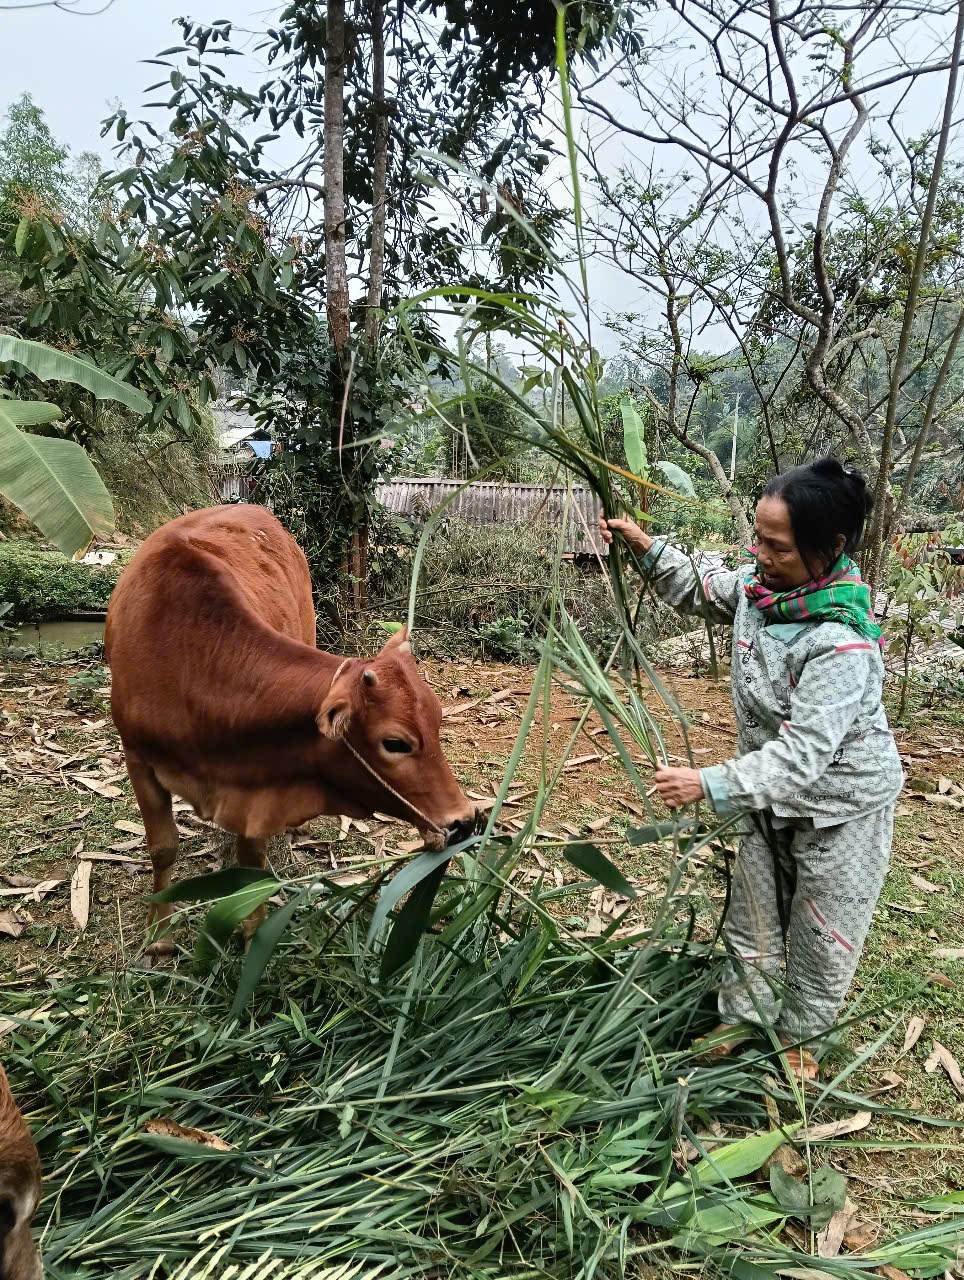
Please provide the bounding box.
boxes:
[326,657,446,836]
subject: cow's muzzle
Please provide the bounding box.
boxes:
[445,813,480,847]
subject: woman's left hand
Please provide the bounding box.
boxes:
[654,765,705,809]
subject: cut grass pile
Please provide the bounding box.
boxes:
[5,853,964,1279]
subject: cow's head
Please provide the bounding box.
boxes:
[318,625,477,848]
[0,1068,42,1280]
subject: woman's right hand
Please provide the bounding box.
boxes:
[599,514,654,556]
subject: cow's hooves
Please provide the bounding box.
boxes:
[143,940,177,967]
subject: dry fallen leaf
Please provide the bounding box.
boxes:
[141,1118,234,1151]
[70,860,92,930]
[0,1002,53,1040]
[901,1015,926,1056]
[798,1110,871,1142]
[879,1070,905,1089]
[563,753,601,771]
[816,1200,857,1259]
[71,774,122,799]
[923,1040,964,1098]
[114,819,146,835]
[876,1266,914,1280]
[0,909,25,938]
[909,873,944,894]
[927,971,954,990]
[932,947,964,960]
[841,1220,877,1252]
[587,815,611,832]
[1,873,39,889]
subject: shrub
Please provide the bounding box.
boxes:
[0,541,120,620]
[368,517,689,662]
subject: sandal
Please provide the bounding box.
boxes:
[777,1035,820,1082]
[693,1023,756,1059]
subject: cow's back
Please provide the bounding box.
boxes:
[108,505,314,648]
[106,506,316,749]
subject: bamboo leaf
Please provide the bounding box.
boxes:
[230,890,307,1020]
[0,406,114,559]
[150,867,277,905]
[0,336,150,414]
[365,848,454,950]
[195,880,282,965]
[380,860,449,980]
[562,842,637,897]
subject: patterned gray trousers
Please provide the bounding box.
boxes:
[719,807,894,1042]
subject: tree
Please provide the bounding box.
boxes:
[11,2,631,620]
[0,93,73,236]
[579,0,964,583]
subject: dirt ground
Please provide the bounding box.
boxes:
[2,645,964,1239]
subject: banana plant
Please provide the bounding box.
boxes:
[0,337,150,559]
[620,395,697,513]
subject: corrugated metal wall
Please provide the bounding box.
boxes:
[374,478,608,556]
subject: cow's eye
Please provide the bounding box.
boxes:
[382,738,412,754]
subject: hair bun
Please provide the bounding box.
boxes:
[812,456,845,478]
[844,465,873,517]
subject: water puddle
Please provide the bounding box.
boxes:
[4,617,107,654]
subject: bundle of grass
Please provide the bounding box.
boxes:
[7,848,961,1278]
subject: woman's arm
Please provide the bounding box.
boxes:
[600,515,744,624]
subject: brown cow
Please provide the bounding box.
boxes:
[105,504,476,953]
[0,1062,42,1280]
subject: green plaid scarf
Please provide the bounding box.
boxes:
[743,552,882,645]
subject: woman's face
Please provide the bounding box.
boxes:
[753,495,828,591]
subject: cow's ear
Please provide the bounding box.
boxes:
[317,692,352,739]
[379,622,411,655]
[318,668,357,740]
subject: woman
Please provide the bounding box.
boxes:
[600,457,903,1080]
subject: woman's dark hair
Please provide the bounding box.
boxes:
[763,456,873,573]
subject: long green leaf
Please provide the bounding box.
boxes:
[365,848,455,949]
[230,890,307,1020]
[648,1123,801,1219]
[620,397,648,480]
[380,860,449,980]
[0,407,114,559]
[150,867,277,905]
[654,460,697,498]
[562,842,637,898]
[0,336,150,414]
[195,880,282,965]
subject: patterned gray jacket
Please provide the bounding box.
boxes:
[640,541,904,825]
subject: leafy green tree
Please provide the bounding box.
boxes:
[0,93,74,237]
[11,3,631,618]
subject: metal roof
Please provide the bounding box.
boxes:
[374,478,608,556]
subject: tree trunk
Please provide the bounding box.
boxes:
[865,0,964,588]
[325,0,365,619]
[364,0,389,348]
[324,0,350,404]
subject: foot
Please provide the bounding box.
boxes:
[777,1034,820,1081]
[693,1023,755,1058]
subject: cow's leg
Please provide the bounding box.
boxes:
[235,836,269,948]
[125,752,179,959]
